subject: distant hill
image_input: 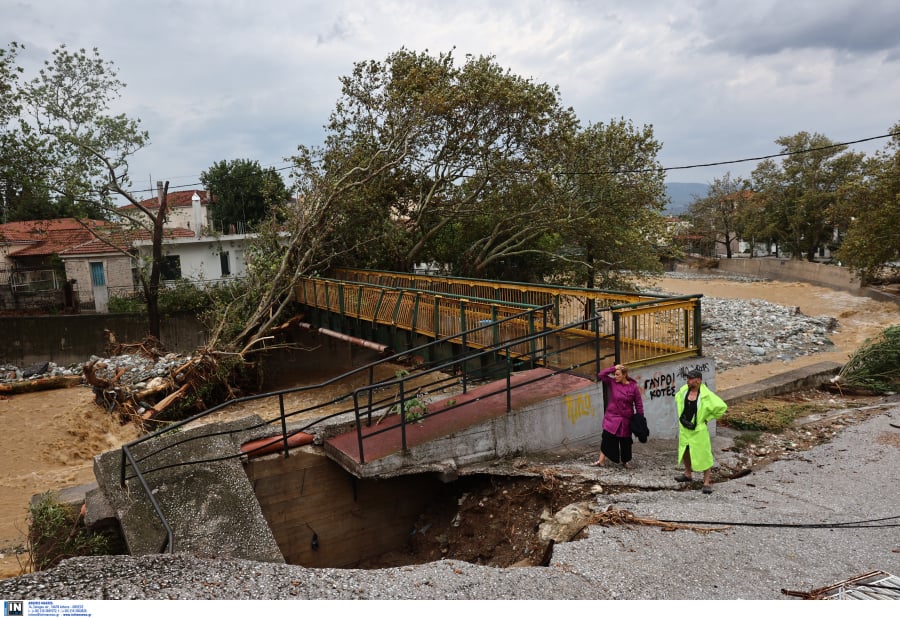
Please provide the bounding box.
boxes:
[665,182,708,215]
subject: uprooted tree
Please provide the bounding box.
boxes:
[834,326,900,394]
[204,48,672,357]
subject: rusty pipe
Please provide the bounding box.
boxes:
[297,322,391,353]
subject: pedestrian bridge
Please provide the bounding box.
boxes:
[295,268,704,376]
[97,269,706,562]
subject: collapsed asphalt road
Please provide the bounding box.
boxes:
[1,397,897,600]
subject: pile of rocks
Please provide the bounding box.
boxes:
[699,296,837,371]
[642,273,839,371]
[0,353,192,389]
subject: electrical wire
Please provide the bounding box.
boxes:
[10,130,898,199]
[657,513,900,529]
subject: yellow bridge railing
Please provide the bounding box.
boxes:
[295,277,547,359]
[298,269,703,368]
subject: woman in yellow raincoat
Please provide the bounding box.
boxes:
[674,369,727,494]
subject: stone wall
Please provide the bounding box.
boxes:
[0,288,64,313]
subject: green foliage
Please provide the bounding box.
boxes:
[200,159,290,231]
[835,124,900,283]
[27,492,118,572]
[552,119,669,288]
[108,280,215,315]
[0,41,58,223]
[19,45,149,212]
[686,172,750,259]
[750,131,865,261]
[837,326,900,394]
[393,396,428,423]
[316,48,580,276]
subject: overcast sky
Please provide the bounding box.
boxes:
[4,0,899,200]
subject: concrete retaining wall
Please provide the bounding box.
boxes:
[0,313,207,366]
[684,258,862,292]
[245,449,440,568]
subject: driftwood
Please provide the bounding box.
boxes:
[104,330,164,359]
[133,376,173,400]
[0,375,82,395]
[83,331,257,429]
[269,314,306,335]
[141,383,190,420]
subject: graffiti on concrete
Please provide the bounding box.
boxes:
[641,361,712,400]
[564,393,596,425]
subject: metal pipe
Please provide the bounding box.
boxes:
[296,322,391,353]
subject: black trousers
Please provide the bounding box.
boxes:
[600,430,633,464]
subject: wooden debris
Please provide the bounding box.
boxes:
[141,383,190,420]
[104,331,164,359]
[0,375,82,395]
[587,507,730,534]
[83,334,253,430]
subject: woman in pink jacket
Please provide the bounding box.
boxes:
[592,363,645,468]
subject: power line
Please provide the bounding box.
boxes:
[654,131,899,174]
[660,513,900,529]
[13,131,899,199]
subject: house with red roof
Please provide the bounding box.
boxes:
[0,218,133,312]
[1,203,255,313]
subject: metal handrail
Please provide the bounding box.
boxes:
[117,303,554,552]
[349,310,614,463]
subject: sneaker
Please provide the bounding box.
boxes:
[702,486,713,494]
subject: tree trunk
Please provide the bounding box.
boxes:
[146,181,169,340]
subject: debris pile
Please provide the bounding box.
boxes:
[1,336,245,429]
[81,342,241,427]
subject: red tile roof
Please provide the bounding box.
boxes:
[0,218,197,258]
[119,190,211,212]
[0,219,126,257]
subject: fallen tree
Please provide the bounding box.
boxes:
[0,375,83,395]
[833,326,900,394]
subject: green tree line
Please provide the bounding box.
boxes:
[684,128,900,284]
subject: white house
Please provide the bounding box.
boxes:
[130,230,251,284]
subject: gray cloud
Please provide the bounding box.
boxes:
[697,0,900,56]
[1,0,897,188]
